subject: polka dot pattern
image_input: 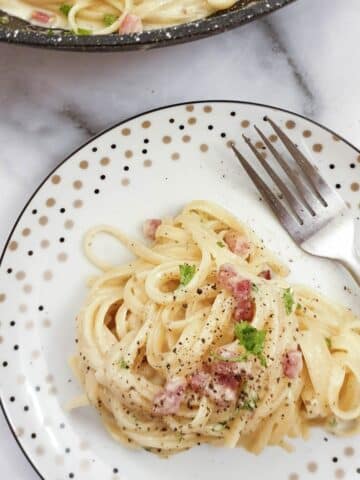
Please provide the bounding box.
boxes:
[9,241,18,251]
[313,143,323,153]
[79,161,88,170]
[51,175,61,185]
[0,102,358,480]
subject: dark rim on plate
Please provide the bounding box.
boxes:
[1,100,359,480]
[0,0,295,51]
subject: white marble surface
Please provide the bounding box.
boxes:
[0,0,360,477]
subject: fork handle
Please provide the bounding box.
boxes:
[303,215,360,287]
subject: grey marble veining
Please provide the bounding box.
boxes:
[0,0,360,477]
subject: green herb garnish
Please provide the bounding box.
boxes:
[104,13,118,26]
[216,241,225,248]
[179,263,196,286]
[283,288,295,315]
[235,321,267,367]
[0,15,9,25]
[296,303,302,310]
[118,358,129,369]
[59,3,72,16]
[325,337,332,350]
[76,28,92,35]
[252,283,259,293]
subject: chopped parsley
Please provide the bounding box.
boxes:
[216,241,225,248]
[118,358,129,369]
[104,13,118,26]
[235,321,267,367]
[296,302,302,310]
[252,283,259,293]
[76,28,92,35]
[283,288,295,315]
[325,337,332,349]
[59,4,72,16]
[179,263,196,286]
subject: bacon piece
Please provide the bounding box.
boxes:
[152,377,186,415]
[204,375,240,406]
[119,14,143,34]
[31,10,53,24]
[189,370,239,406]
[258,269,272,280]
[232,279,255,322]
[217,265,255,322]
[282,350,303,379]
[217,263,237,290]
[211,347,252,377]
[232,278,251,300]
[143,218,161,240]
[188,371,211,392]
[188,353,249,407]
[224,230,251,257]
[234,300,255,322]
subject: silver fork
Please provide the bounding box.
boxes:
[231,117,360,286]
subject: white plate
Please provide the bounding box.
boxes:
[0,101,359,480]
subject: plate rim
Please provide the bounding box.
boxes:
[0,0,295,51]
[1,99,359,480]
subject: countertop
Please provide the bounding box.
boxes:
[1,0,359,477]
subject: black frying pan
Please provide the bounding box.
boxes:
[0,0,295,51]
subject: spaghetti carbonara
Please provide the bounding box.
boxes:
[0,0,238,34]
[71,201,360,456]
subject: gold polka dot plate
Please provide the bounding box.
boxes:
[0,101,359,480]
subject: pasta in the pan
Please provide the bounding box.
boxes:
[0,0,238,34]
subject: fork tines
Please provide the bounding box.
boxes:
[231,117,346,242]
